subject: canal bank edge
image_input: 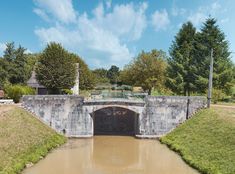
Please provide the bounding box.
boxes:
[0,105,66,174]
[160,108,235,174]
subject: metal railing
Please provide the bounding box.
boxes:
[90,90,147,101]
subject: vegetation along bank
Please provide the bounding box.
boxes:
[161,107,235,174]
[0,105,66,174]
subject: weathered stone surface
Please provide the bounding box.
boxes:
[22,95,206,138]
[21,95,91,137]
[138,96,207,137]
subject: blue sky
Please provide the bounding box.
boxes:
[0,0,235,69]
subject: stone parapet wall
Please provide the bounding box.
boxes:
[22,95,206,138]
[138,96,207,137]
[22,95,93,137]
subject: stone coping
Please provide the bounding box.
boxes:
[84,99,145,107]
[0,99,14,104]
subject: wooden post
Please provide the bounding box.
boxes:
[207,49,214,108]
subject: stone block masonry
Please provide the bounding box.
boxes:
[22,95,207,138]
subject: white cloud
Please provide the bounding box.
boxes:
[220,18,229,23]
[33,8,50,22]
[33,0,77,24]
[34,2,148,67]
[211,2,221,11]
[0,43,6,56]
[171,1,186,17]
[188,11,207,27]
[151,9,170,31]
[172,7,186,17]
[187,2,223,27]
[92,2,147,41]
[106,0,112,9]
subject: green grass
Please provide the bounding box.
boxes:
[161,108,235,174]
[0,105,66,174]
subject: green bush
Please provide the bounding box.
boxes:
[232,86,235,98]
[61,89,73,95]
[212,89,225,104]
[4,84,35,103]
[151,88,173,96]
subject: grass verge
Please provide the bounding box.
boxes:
[160,108,235,174]
[0,105,66,174]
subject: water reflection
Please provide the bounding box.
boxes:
[22,136,198,174]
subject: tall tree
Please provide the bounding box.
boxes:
[167,22,197,95]
[4,42,15,62]
[0,59,8,88]
[1,42,34,84]
[36,42,76,93]
[107,65,120,84]
[120,49,167,94]
[194,18,234,94]
[92,68,109,84]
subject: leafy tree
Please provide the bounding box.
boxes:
[1,42,34,85]
[92,68,109,84]
[36,42,76,93]
[4,42,15,62]
[120,49,167,94]
[10,46,32,84]
[167,22,197,96]
[0,59,8,88]
[194,18,234,94]
[107,65,120,84]
[70,53,95,90]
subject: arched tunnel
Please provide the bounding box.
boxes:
[91,106,139,136]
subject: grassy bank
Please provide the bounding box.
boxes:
[161,108,235,174]
[0,105,66,174]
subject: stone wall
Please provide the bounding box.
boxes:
[137,96,207,137]
[22,95,93,137]
[22,95,206,138]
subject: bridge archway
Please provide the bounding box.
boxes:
[91,106,139,136]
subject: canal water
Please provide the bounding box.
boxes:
[22,136,198,174]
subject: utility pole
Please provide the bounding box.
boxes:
[207,49,214,108]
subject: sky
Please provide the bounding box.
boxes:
[0,0,235,69]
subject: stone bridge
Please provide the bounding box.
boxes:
[22,95,206,138]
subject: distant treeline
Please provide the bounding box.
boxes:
[0,17,234,97]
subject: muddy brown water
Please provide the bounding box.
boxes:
[22,136,199,174]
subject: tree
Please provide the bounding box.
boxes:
[4,42,15,62]
[0,59,8,88]
[36,43,76,93]
[1,42,34,85]
[120,49,167,94]
[11,46,32,84]
[92,68,109,84]
[167,22,197,96]
[107,65,120,84]
[70,53,95,90]
[194,18,234,94]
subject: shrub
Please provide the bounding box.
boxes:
[4,84,35,103]
[61,89,73,95]
[212,89,225,104]
[232,86,235,98]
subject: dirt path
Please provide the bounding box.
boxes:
[0,105,16,115]
[211,104,235,109]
